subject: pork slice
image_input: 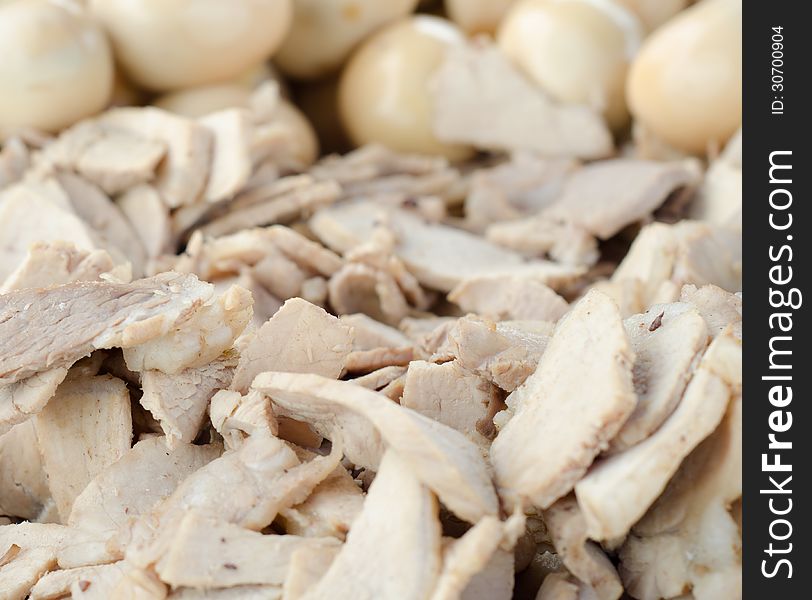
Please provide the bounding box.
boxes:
[28,562,123,600]
[0,369,69,435]
[0,421,53,522]
[0,523,77,600]
[0,137,29,189]
[680,284,742,337]
[282,543,341,600]
[328,262,411,324]
[265,225,343,277]
[231,297,353,393]
[33,375,132,521]
[122,284,252,375]
[66,437,221,565]
[74,130,166,196]
[116,185,172,260]
[0,242,118,294]
[544,496,622,600]
[672,221,742,293]
[534,572,583,600]
[200,109,253,203]
[300,451,442,600]
[252,372,499,523]
[339,313,412,350]
[310,201,584,292]
[429,43,612,159]
[618,392,741,600]
[140,354,237,447]
[608,302,708,454]
[97,107,213,208]
[344,346,415,374]
[210,390,277,450]
[486,218,599,267]
[490,290,636,510]
[0,272,214,385]
[401,360,502,449]
[349,365,408,391]
[689,129,742,226]
[575,327,741,541]
[155,511,340,589]
[449,275,569,322]
[543,159,701,239]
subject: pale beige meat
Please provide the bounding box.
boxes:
[0,136,29,189]
[122,284,252,375]
[608,302,708,454]
[0,242,118,294]
[401,360,502,449]
[300,451,442,600]
[328,262,412,324]
[680,284,742,337]
[117,185,172,260]
[252,372,499,523]
[0,368,69,435]
[344,345,414,374]
[231,297,353,393]
[200,109,253,203]
[97,107,213,208]
[0,272,213,385]
[490,290,636,510]
[0,180,106,282]
[140,354,237,446]
[33,375,132,521]
[67,437,221,565]
[283,543,341,600]
[350,365,408,391]
[542,159,701,239]
[485,218,599,267]
[429,43,613,159]
[155,511,341,589]
[575,327,741,541]
[339,314,412,350]
[0,523,70,600]
[74,130,166,196]
[278,460,364,541]
[0,420,53,521]
[449,275,569,322]
[210,389,277,450]
[437,316,553,393]
[544,496,622,600]
[619,393,741,600]
[689,129,742,226]
[29,562,124,600]
[534,573,582,600]
[310,201,584,293]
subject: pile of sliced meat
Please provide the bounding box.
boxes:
[0,54,741,600]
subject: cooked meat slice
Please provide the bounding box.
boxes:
[74,130,166,196]
[0,180,107,282]
[490,290,636,510]
[672,222,742,293]
[310,201,583,292]
[459,548,514,600]
[608,302,708,454]
[486,218,599,267]
[0,272,213,385]
[430,516,507,600]
[200,109,253,203]
[97,107,213,208]
[0,137,29,189]
[344,346,415,374]
[55,172,147,277]
[680,284,742,337]
[29,562,122,600]
[200,178,341,238]
[282,543,341,600]
[437,317,552,393]
[210,390,277,450]
[429,43,612,159]
[534,572,583,600]
[33,375,132,521]
[170,585,282,599]
[689,129,742,226]
[400,316,458,344]
[401,360,502,449]
[575,327,741,541]
[107,566,167,599]
[231,298,353,393]
[349,365,408,391]
[0,242,118,294]
[542,159,701,240]
[123,285,252,375]
[67,437,221,565]
[544,496,622,600]
[252,372,499,523]
[116,185,172,260]
[328,262,411,324]
[155,511,340,588]
[0,369,69,434]
[464,154,577,232]
[0,523,65,600]
[0,421,53,521]
[278,459,364,540]
[300,451,442,600]
[449,275,569,322]
[126,434,341,568]
[265,225,343,277]
[140,354,237,447]
[619,392,741,600]
[339,314,412,350]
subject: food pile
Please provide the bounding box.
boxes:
[0,0,742,599]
